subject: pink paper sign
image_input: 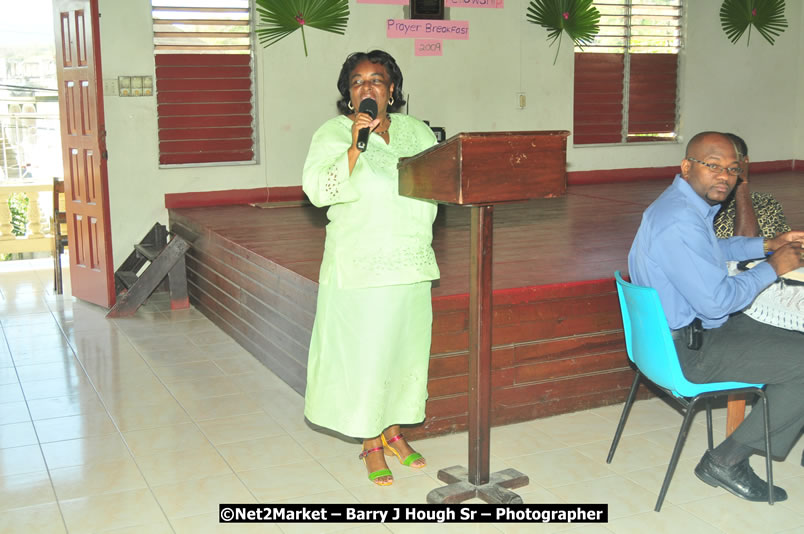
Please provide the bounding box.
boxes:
[446,0,503,7]
[415,39,443,56]
[357,0,408,4]
[387,19,469,40]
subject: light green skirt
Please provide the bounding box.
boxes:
[303,281,433,438]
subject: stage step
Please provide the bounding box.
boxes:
[114,223,168,296]
[134,243,162,261]
[115,270,138,290]
[108,222,192,317]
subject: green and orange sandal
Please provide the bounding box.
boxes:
[382,433,426,469]
[359,446,393,486]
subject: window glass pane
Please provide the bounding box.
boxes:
[153,1,251,54]
[575,0,682,54]
[152,0,250,8]
[584,3,627,52]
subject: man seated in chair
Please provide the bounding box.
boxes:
[628,131,804,502]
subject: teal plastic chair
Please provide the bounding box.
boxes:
[608,271,772,512]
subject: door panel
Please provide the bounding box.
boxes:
[54,0,115,308]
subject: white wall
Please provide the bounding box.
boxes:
[679,2,800,162]
[796,6,804,161]
[98,0,803,266]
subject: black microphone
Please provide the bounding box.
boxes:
[355,98,377,152]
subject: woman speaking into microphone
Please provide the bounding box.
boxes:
[301,50,440,486]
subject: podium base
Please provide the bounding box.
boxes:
[426,466,529,504]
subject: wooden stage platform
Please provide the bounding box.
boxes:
[168,171,804,439]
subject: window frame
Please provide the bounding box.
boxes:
[151,0,258,168]
[573,0,684,147]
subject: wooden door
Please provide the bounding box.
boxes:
[53,0,115,308]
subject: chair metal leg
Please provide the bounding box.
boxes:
[54,247,63,295]
[53,250,59,292]
[655,398,700,512]
[758,390,774,506]
[705,399,714,451]
[607,370,641,464]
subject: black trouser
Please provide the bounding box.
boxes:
[674,313,804,459]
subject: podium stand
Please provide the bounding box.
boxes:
[398,131,569,504]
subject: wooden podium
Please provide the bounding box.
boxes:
[398,130,570,504]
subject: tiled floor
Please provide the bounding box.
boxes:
[1,258,803,534]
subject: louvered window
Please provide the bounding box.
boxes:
[573,0,682,145]
[152,0,256,166]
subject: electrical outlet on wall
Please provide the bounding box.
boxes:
[143,76,153,96]
[516,92,526,109]
[131,77,143,97]
[118,76,131,97]
[102,79,118,96]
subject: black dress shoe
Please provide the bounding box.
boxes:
[694,451,787,502]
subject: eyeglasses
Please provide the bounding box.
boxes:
[686,157,743,176]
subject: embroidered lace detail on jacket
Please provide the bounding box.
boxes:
[323,163,342,203]
[352,243,437,276]
[391,124,422,152]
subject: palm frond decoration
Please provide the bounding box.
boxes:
[526,0,600,65]
[720,0,788,46]
[255,0,349,57]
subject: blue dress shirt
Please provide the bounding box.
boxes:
[628,175,777,330]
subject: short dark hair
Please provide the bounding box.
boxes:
[724,132,749,158]
[336,50,406,115]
